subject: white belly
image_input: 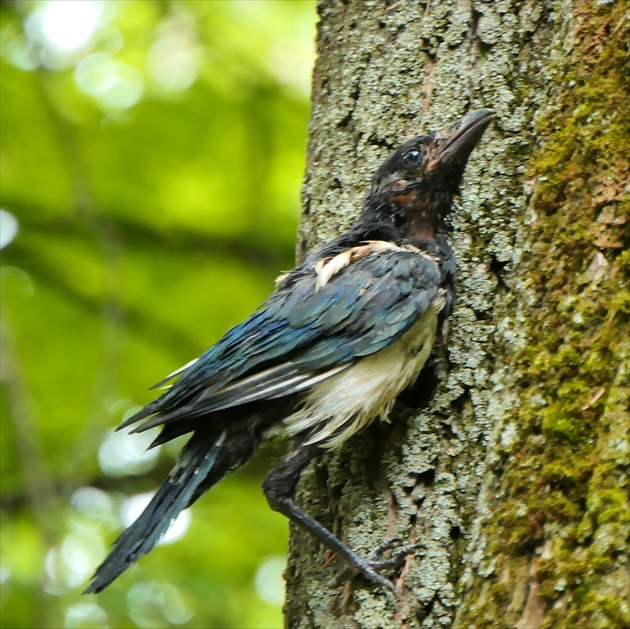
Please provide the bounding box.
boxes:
[284,294,444,449]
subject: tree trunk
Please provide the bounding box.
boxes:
[285,1,628,627]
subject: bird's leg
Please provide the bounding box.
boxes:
[262,445,406,594]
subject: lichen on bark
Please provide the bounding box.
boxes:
[456,3,629,627]
[285,1,629,627]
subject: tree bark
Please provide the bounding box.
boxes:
[285,1,629,627]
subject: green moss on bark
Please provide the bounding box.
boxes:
[457,2,629,627]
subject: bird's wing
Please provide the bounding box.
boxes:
[122,242,443,434]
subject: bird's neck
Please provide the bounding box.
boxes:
[316,189,456,261]
[395,187,454,240]
[336,217,402,248]
[357,187,455,243]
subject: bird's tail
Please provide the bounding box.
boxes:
[84,428,236,593]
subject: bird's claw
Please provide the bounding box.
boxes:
[369,536,403,561]
[367,543,418,571]
[331,538,420,594]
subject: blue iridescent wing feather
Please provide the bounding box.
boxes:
[123,246,442,433]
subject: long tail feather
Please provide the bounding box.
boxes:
[84,430,226,593]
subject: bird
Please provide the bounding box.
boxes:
[84,108,494,595]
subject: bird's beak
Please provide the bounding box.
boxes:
[428,109,494,172]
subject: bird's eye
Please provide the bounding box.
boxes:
[404,149,422,166]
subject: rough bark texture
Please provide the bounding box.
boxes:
[285,1,629,627]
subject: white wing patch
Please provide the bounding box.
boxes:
[284,290,446,449]
[166,358,199,379]
[274,271,291,287]
[313,240,434,292]
[314,249,353,290]
[151,357,200,390]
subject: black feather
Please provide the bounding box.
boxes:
[84,430,226,593]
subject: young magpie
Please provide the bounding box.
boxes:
[85,109,494,594]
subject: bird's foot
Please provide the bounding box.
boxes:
[331,537,419,594]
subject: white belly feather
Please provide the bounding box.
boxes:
[284,291,445,449]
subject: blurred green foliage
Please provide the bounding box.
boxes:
[0,1,316,627]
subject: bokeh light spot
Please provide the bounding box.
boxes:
[127,581,193,627]
[0,209,19,249]
[69,487,116,530]
[148,16,199,93]
[64,602,109,629]
[5,36,39,71]
[98,426,161,477]
[121,493,191,545]
[254,554,286,606]
[40,0,104,55]
[60,531,106,588]
[0,565,11,586]
[75,53,143,110]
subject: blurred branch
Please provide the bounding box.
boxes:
[4,250,201,358]
[0,461,175,512]
[0,438,289,511]
[2,201,295,267]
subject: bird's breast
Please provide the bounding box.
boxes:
[284,291,446,449]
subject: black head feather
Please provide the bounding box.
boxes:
[360,109,494,238]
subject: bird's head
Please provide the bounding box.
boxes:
[363,109,494,239]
